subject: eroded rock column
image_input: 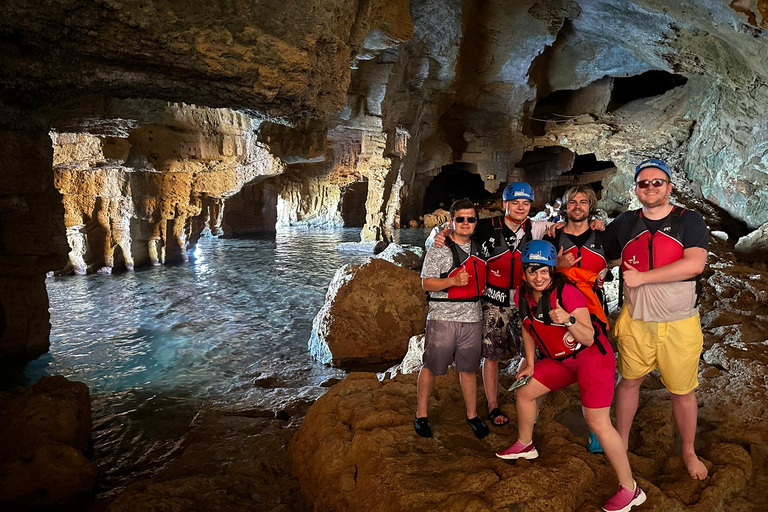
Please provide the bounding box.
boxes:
[0,118,68,362]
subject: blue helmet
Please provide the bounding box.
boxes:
[521,240,557,267]
[502,182,534,202]
[635,158,671,180]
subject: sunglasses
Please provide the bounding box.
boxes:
[635,179,668,189]
[453,216,477,224]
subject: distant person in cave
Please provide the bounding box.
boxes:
[603,158,709,480]
[415,198,489,439]
[496,240,647,512]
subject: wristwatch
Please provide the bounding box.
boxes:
[564,315,576,327]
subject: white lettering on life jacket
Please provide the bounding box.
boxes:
[484,288,507,302]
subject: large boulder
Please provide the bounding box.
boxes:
[290,371,760,512]
[734,222,768,262]
[309,258,428,366]
[0,376,97,507]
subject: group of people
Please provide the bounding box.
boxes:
[416,159,709,512]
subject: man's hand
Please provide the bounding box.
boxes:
[546,222,565,237]
[433,227,452,248]
[556,246,580,268]
[622,262,645,288]
[589,218,605,231]
[548,299,570,325]
[452,265,469,287]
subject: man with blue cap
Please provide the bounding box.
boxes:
[603,158,710,481]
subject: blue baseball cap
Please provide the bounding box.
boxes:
[635,159,671,181]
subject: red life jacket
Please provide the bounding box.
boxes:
[556,228,607,275]
[518,282,607,361]
[620,207,686,271]
[428,237,487,302]
[483,217,532,307]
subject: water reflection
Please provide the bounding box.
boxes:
[16,228,427,493]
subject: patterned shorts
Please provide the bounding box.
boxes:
[481,301,522,361]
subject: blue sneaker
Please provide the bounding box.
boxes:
[588,432,604,454]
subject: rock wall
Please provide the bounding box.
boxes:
[52,103,286,271]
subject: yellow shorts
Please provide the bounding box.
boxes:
[613,306,703,395]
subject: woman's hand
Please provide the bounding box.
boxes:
[516,360,534,380]
[548,299,571,325]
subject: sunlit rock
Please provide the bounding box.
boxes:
[0,376,96,507]
[734,222,768,262]
[309,258,427,366]
[373,243,423,270]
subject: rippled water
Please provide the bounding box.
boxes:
[14,228,427,493]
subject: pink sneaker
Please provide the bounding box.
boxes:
[495,440,538,460]
[602,481,646,512]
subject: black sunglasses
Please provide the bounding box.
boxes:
[453,216,477,223]
[635,179,668,189]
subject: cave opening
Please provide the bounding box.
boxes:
[608,70,688,111]
[422,163,492,214]
[341,180,368,227]
[514,148,615,207]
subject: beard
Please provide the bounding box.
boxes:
[567,209,589,222]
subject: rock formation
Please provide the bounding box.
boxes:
[309,258,428,366]
[0,376,97,507]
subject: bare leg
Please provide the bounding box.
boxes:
[583,407,634,488]
[615,375,645,450]
[482,358,500,413]
[416,367,436,418]
[671,391,708,479]
[515,378,550,444]
[459,371,478,418]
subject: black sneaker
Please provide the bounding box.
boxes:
[414,416,433,438]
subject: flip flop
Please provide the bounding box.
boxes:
[489,407,509,426]
[466,416,489,439]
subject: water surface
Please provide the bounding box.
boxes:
[17,228,427,493]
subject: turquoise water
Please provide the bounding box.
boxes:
[18,228,427,493]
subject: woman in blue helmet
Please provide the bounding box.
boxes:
[496,240,646,512]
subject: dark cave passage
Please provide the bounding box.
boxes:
[341,180,368,227]
[422,163,492,214]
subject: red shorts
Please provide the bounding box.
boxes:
[533,342,616,409]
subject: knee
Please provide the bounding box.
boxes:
[618,376,644,391]
[584,414,611,434]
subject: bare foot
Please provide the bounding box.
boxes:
[683,452,708,480]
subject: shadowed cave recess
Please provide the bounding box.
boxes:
[1,0,768,511]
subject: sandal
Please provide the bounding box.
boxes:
[489,407,509,426]
[466,416,489,439]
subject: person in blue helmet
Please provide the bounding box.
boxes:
[496,240,646,512]
[435,182,553,427]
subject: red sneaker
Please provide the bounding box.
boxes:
[602,481,646,512]
[495,440,538,460]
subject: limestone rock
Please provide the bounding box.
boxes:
[422,208,450,229]
[373,243,424,270]
[734,222,768,262]
[385,334,425,377]
[309,258,428,366]
[290,371,758,512]
[0,376,97,507]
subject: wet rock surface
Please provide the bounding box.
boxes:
[309,258,428,366]
[107,402,311,512]
[0,376,97,508]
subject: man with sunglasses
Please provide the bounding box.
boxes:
[416,199,489,439]
[602,159,709,480]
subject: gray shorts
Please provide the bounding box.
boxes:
[422,320,482,375]
[480,301,522,361]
